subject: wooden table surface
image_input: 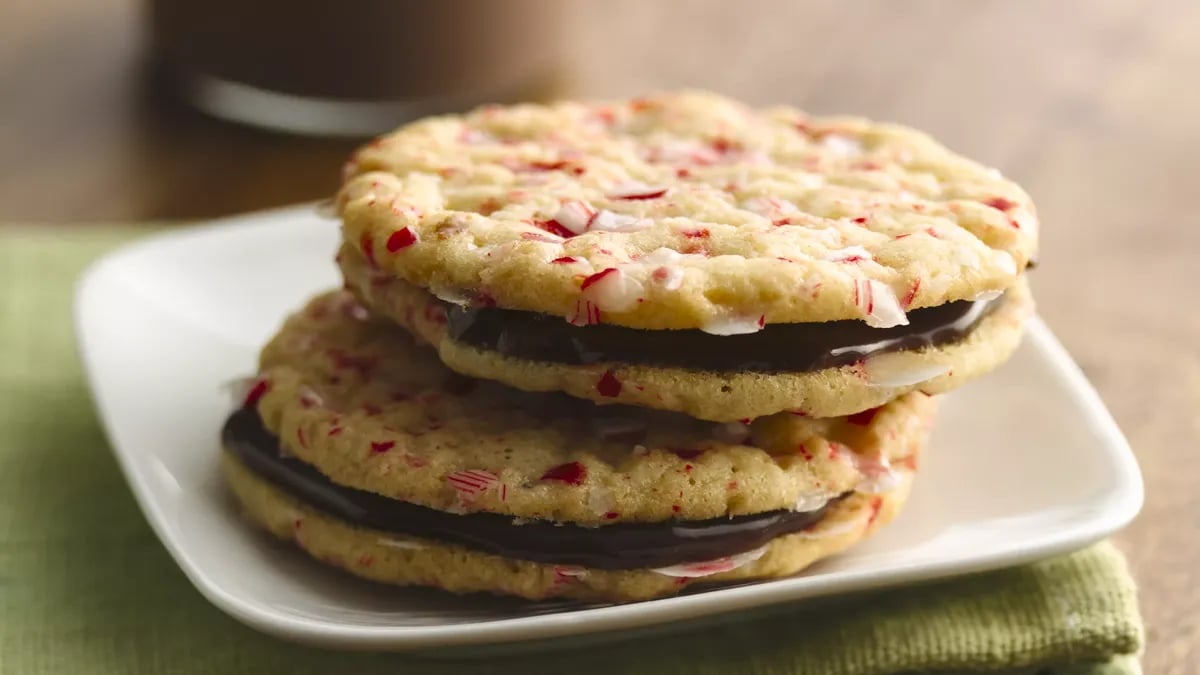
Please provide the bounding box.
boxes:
[4,0,1198,670]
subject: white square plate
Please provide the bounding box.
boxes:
[75,205,1143,652]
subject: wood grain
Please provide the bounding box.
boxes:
[1,0,1197,670]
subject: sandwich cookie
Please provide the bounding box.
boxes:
[222,290,934,601]
[336,90,1036,421]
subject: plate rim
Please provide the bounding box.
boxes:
[73,206,1144,651]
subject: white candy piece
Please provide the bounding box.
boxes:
[587,486,615,517]
[741,196,799,219]
[853,279,909,328]
[553,200,596,234]
[825,246,873,263]
[430,286,473,306]
[991,249,1018,276]
[589,209,652,233]
[642,247,683,264]
[297,386,324,408]
[377,537,427,551]
[712,421,752,444]
[459,129,495,145]
[651,265,685,290]
[701,314,765,336]
[649,139,717,164]
[820,134,864,156]
[581,268,644,312]
[848,452,901,494]
[863,352,950,388]
[606,182,669,200]
[1011,209,1039,235]
[651,545,768,578]
[794,491,833,512]
[973,289,1003,302]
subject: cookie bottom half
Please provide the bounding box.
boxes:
[220,449,914,602]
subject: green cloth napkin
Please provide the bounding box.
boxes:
[0,226,1143,675]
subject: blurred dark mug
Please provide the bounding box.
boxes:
[147,0,567,136]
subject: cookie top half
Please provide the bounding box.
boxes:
[338,90,1036,330]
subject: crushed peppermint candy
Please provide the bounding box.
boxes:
[819,133,864,156]
[701,313,765,336]
[607,182,670,200]
[853,279,909,328]
[596,370,622,397]
[589,209,652,233]
[580,267,644,313]
[794,491,832,512]
[991,250,1019,275]
[377,537,427,550]
[712,421,752,444]
[568,298,601,326]
[386,227,419,252]
[825,246,873,264]
[651,265,685,290]
[848,452,902,494]
[552,200,597,234]
[651,545,768,578]
[863,352,950,388]
[446,470,500,502]
[540,461,588,485]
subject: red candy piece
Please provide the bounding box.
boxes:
[901,278,922,309]
[982,197,1017,212]
[580,267,618,291]
[528,160,568,171]
[867,497,885,527]
[370,440,395,454]
[568,299,601,326]
[360,232,377,267]
[386,227,418,252]
[596,370,622,397]
[536,219,575,238]
[446,470,499,502]
[242,378,270,407]
[540,461,587,485]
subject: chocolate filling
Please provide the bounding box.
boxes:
[223,408,842,569]
[444,293,1006,372]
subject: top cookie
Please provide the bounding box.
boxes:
[338,90,1037,330]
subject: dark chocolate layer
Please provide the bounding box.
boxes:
[445,293,1006,373]
[223,408,841,569]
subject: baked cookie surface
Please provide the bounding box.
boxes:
[342,247,1031,421]
[337,90,1037,331]
[243,290,935,524]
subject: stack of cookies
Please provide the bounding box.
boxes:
[221,91,1037,602]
